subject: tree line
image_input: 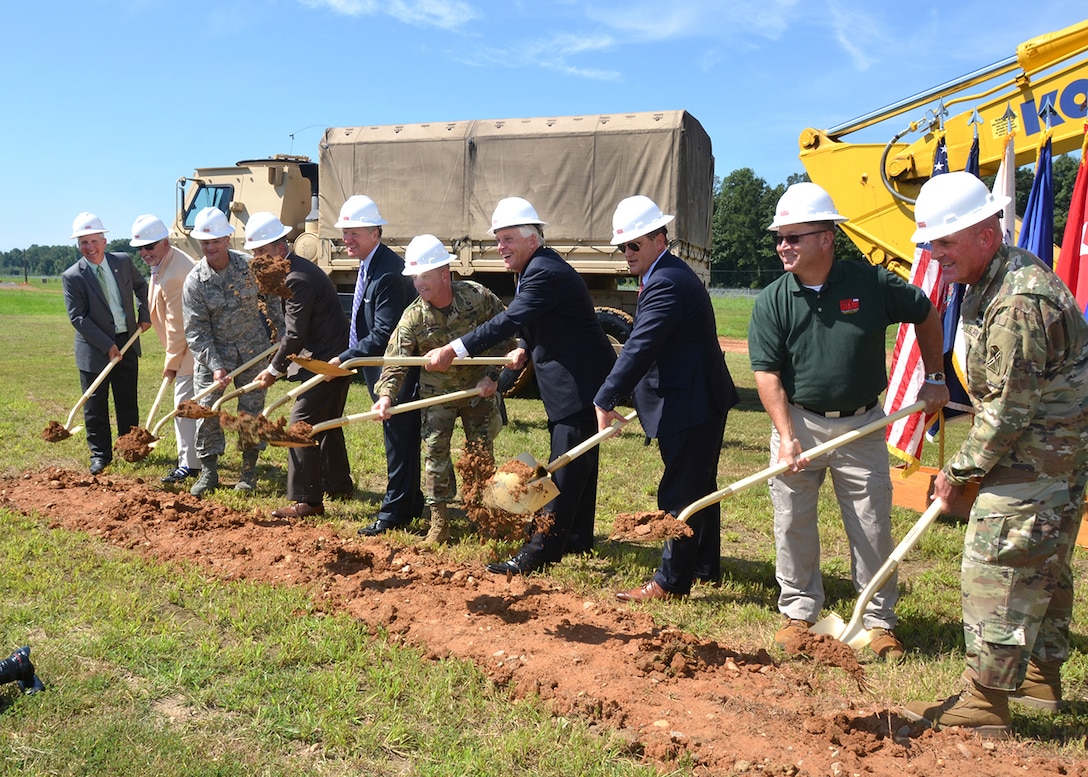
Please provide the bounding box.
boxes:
[3,158,1081,289]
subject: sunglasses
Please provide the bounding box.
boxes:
[136,240,161,252]
[620,240,646,253]
[775,230,826,246]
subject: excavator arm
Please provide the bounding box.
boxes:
[799,19,1088,279]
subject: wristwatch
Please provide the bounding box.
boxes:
[924,371,945,382]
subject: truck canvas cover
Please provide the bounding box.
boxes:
[318,110,713,249]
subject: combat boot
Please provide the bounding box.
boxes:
[0,646,45,693]
[423,502,450,545]
[903,675,1011,739]
[235,448,260,493]
[190,455,219,497]
[1010,658,1064,712]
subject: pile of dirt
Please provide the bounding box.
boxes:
[781,630,868,692]
[1,466,1084,777]
[114,426,157,462]
[610,510,694,541]
[41,420,71,442]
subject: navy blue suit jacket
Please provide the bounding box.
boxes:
[461,246,615,421]
[338,243,413,392]
[62,252,150,372]
[594,253,737,438]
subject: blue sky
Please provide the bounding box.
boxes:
[2,1,1085,251]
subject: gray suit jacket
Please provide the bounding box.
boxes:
[62,252,150,372]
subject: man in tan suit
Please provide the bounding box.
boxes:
[130,215,199,484]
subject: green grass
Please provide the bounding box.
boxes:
[2,284,1088,772]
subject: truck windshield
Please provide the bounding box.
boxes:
[183,185,234,229]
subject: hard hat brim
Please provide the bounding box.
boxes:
[487,219,547,236]
[71,228,109,239]
[337,218,387,229]
[911,193,1011,243]
[609,213,674,245]
[767,213,849,230]
[244,223,293,250]
[192,226,236,241]
[403,254,455,276]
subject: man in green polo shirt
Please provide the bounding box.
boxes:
[748,182,948,661]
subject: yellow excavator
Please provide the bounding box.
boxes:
[799,19,1088,279]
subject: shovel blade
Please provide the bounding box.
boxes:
[809,614,845,640]
[480,451,557,514]
[810,613,874,650]
[482,472,559,514]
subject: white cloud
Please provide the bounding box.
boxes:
[300,0,477,30]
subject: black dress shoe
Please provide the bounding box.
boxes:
[486,550,545,576]
[89,458,110,475]
[358,517,407,536]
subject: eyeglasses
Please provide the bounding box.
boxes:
[136,240,161,252]
[775,230,826,246]
[620,240,646,253]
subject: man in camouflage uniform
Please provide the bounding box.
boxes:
[372,235,514,543]
[903,172,1088,738]
[182,207,283,497]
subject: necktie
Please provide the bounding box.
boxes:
[96,264,110,296]
[348,266,366,350]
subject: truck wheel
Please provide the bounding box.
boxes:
[595,306,633,353]
[502,307,632,399]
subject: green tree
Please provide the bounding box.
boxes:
[711,168,783,289]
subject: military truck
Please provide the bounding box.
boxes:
[171,110,715,342]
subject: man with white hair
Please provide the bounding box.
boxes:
[427,197,616,574]
[62,212,151,474]
[130,214,199,484]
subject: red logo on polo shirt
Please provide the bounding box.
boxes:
[840,298,860,314]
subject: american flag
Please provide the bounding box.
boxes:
[884,136,949,472]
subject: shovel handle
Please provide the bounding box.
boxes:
[544,410,639,473]
[212,379,264,411]
[340,356,515,368]
[675,400,925,523]
[63,329,143,430]
[262,372,327,416]
[310,387,483,435]
[145,375,174,429]
[150,344,278,435]
[838,498,946,644]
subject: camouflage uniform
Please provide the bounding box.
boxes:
[375,280,513,504]
[945,243,1088,691]
[182,250,284,457]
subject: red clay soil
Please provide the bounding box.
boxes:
[1,467,1084,776]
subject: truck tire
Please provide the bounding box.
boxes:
[595,306,633,353]
[503,307,632,399]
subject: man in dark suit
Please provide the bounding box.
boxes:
[428,197,617,574]
[595,196,739,600]
[62,212,151,474]
[328,195,425,535]
[248,212,353,519]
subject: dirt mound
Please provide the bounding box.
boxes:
[610,510,694,541]
[0,466,1083,776]
[114,426,157,462]
[41,420,72,442]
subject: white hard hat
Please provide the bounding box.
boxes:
[488,197,546,234]
[130,214,169,246]
[337,194,386,228]
[911,171,1012,243]
[244,212,292,249]
[192,207,235,240]
[610,195,674,245]
[768,182,848,229]
[403,234,455,276]
[71,212,108,239]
